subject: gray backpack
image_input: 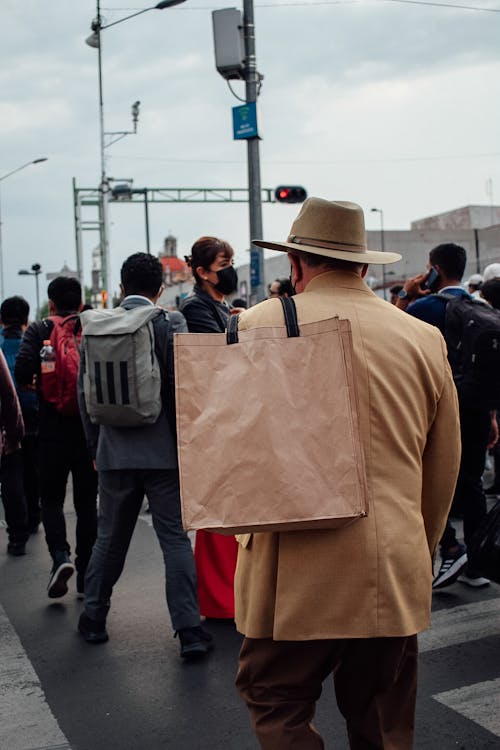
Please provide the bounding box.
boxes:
[81,305,166,427]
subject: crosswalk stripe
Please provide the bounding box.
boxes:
[419,598,500,652]
[0,603,72,750]
[433,677,500,738]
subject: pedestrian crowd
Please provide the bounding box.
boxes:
[0,198,498,749]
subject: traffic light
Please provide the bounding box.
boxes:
[274,186,307,204]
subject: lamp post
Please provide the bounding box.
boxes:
[371,207,387,300]
[18,263,42,319]
[86,0,185,308]
[0,158,48,301]
[243,0,264,302]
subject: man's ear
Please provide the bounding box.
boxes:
[361,264,369,278]
[151,284,165,304]
[48,300,56,315]
[288,253,302,286]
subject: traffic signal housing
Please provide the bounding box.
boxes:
[274,186,307,204]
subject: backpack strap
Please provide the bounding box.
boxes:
[436,292,456,303]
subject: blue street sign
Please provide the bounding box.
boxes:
[233,102,259,140]
[250,249,261,287]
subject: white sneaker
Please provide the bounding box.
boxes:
[457,573,490,588]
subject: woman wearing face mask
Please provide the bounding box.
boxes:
[180,236,240,621]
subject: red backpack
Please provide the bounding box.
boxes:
[40,315,82,416]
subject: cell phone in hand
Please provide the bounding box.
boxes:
[423,266,440,292]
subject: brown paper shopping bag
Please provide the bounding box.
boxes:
[174,296,368,534]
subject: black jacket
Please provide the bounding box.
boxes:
[180,285,230,333]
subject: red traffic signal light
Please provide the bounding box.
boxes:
[274,186,307,204]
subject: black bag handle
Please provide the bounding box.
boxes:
[226,313,239,344]
[280,296,300,338]
[226,296,300,345]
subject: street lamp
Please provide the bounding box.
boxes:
[18,263,42,319]
[371,207,387,301]
[0,158,48,300]
[85,0,186,308]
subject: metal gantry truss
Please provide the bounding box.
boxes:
[73,179,276,288]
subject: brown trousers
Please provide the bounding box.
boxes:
[236,634,418,750]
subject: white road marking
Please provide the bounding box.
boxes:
[433,678,500,738]
[0,603,72,750]
[419,598,500,652]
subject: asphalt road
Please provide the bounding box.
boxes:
[1,504,499,750]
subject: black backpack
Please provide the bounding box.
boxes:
[441,293,500,408]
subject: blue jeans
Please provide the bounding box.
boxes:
[84,469,200,630]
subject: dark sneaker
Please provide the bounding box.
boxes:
[7,542,26,557]
[78,612,109,644]
[432,544,467,589]
[47,554,75,598]
[175,626,214,661]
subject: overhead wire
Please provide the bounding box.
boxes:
[103,1,500,12]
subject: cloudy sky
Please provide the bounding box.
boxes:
[1,0,499,309]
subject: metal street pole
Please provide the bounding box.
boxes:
[243,0,265,302]
[18,263,42,319]
[94,0,112,307]
[143,189,151,254]
[34,266,41,320]
[87,0,185,307]
[0,158,47,300]
[371,208,387,300]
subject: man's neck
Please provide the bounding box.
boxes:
[123,293,156,305]
[437,278,462,291]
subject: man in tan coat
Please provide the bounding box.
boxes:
[234,198,461,749]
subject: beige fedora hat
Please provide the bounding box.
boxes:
[253,197,401,265]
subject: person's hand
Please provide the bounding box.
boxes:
[229,307,246,315]
[403,273,432,300]
[487,411,499,450]
[395,271,432,309]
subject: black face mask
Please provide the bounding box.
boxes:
[214,265,238,295]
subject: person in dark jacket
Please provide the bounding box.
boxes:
[181,236,240,621]
[15,277,97,599]
[77,253,211,659]
[0,296,41,535]
[181,237,240,333]
[0,348,26,555]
